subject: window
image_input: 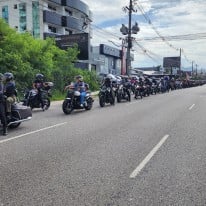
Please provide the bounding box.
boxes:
[48,26,57,33]
[48,4,56,11]
[111,60,114,67]
[65,28,72,35]
[65,8,72,16]
[19,3,27,32]
[32,1,40,38]
[2,6,9,23]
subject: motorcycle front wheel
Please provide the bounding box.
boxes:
[62,99,73,114]
[43,98,50,110]
[85,98,93,110]
[99,95,105,107]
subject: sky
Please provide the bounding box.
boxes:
[82,0,206,71]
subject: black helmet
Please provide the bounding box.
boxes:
[4,72,14,81]
[36,73,44,81]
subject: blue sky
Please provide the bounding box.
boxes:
[83,0,206,71]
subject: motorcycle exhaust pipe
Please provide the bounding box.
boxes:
[8,116,32,126]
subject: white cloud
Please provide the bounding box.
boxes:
[83,0,206,70]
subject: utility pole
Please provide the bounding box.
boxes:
[120,0,140,76]
[196,64,198,76]
[127,0,132,76]
[119,38,127,75]
[192,61,194,78]
[179,48,182,76]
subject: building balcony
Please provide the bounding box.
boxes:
[62,0,92,21]
[48,0,62,5]
[65,15,84,31]
[43,10,62,26]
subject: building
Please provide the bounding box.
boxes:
[0,0,92,39]
[132,66,163,76]
[90,44,122,76]
[0,1,134,75]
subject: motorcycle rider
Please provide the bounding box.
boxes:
[33,73,46,110]
[0,73,7,135]
[101,74,115,98]
[152,77,157,85]
[3,72,17,120]
[138,77,144,87]
[74,75,87,107]
[103,75,112,88]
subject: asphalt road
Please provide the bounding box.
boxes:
[1,85,206,206]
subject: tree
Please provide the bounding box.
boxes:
[0,18,99,95]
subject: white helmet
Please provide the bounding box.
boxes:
[107,73,116,81]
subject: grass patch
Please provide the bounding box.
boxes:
[51,90,66,101]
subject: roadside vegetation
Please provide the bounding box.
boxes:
[0,19,99,100]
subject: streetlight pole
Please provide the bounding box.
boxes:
[126,0,132,76]
[119,38,127,75]
[196,64,198,76]
[120,0,140,76]
[179,48,182,75]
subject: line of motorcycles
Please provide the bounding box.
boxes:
[98,79,176,107]
[0,77,194,133]
[98,82,131,107]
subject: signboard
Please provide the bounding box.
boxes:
[55,33,89,60]
[100,44,121,58]
[163,56,180,68]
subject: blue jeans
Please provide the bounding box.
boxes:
[80,91,86,105]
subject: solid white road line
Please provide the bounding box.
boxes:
[189,104,195,110]
[130,134,169,178]
[0,122,67,144]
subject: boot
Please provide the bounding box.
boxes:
[2,125,8,136]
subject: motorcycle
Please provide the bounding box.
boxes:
[0,96,32,129]
[134,84,143,99]
[151,83,157,95]
[116,83,131,102]
[62,89,94,115]
[22,82,53,111]
[99,86,115,107]
[142,84,151,97]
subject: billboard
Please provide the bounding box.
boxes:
[55,33,89,60]
[163,56,181,68]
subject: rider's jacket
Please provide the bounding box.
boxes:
[0,82,4,101]
[4,81,16,97]
[33,79,44,90]
[103,77,112,88]
[139,80,144,87]
[74,81,86,92]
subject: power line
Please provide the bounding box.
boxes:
[136,32,206,42]
[136,0,179,51]
[135,0,202,67]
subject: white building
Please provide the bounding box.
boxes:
[0,0,92,39]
